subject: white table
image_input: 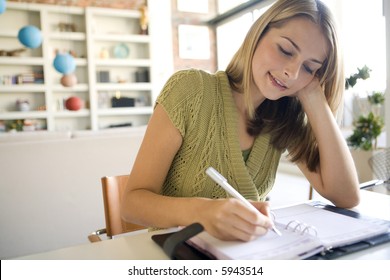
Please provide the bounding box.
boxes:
[15,190,390,260]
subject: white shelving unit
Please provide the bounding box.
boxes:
[0,1,162,132]
[85,7,154,130]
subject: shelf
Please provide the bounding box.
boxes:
[0,57,44,66]
[0,111,48,120]
[96,83,152,91]
[0,84,46,92]
[49,32,86,41]
[92,34,150,43]
[53,109,90,118]
[98,107,153,116]
[0,2,160,132]
[0,31,18,37]
[95,58,151,67]
[87,7,140,18]
[52,84,89,92]
[74,58,88,66]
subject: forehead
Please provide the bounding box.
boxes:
[268,17,329,62]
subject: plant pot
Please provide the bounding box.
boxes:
[350,149,381,183]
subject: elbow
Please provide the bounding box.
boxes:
[120,193,134,223]
[333,188,361,209]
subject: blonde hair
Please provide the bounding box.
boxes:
[226,0,344,171]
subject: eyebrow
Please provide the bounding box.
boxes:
[281,36,324,65]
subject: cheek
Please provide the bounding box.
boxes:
[253,48,276,77]
[298,75,314,89]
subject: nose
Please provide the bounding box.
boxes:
[284,61,300,80]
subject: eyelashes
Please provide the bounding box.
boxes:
[278,45,292,56]
[277,45,314,75]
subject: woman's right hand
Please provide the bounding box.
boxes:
[197,198,274,241]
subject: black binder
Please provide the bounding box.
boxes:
[151,202,390,260]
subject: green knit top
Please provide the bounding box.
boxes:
[156,69,282,201]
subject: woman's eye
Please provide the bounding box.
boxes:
[278,45,292,56]
[303,65,314,75]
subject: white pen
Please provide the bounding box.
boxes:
[206,166,282,236]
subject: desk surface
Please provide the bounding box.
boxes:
[16,190,390,260]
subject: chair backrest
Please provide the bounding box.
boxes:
[101,175,146,237]
[368,147,390,181]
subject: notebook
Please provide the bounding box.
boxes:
[186,202,390,260]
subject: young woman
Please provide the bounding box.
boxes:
[121,0,360,242]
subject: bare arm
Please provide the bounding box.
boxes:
[121,104,273,241]
[296,79,360,208]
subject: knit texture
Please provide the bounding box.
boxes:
[156,69,281,201]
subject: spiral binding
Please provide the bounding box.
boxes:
[270,211,318,237]
[285,220,318,236]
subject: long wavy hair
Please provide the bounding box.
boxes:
[225,0,344,172]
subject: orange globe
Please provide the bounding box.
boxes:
[65,96,83,111]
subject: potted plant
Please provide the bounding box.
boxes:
[345,66,385,182]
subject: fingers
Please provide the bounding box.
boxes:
[202,199,273,242]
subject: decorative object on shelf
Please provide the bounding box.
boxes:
[22,119,35,132]
[135,69,150,82]
[139,5,148,35]
[0,0,7,15]
[0,48,26,57]
[53,52,76,74]
[111,97,135,108]
[97,71,110,83]
[99,48,110,59]
[107,122,132,128]
[65,96,83,111]
[112,43,129,58]
[17,25,43,49]
[16,100,30,112]
[5,119,24,132]
[0,120,5,132]
[58,22,76,32]
[60,73,78,87]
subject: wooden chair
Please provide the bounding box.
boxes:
[88,175,146,242]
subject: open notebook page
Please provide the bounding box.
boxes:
[188,226,323,260]
[273,203,389,248]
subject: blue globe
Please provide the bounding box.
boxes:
[53,53,76,74]
[18,25,43,49]
[0,0,7,14]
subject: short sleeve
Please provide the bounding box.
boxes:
[156,69,204,138]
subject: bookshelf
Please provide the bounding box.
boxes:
[0,1,166,132]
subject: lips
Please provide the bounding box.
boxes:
[269,73,287,90]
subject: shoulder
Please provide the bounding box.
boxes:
[158,69,223,104]
[166,69,224,86]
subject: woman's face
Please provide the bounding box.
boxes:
[251,17,329,102]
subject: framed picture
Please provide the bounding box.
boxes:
[178,24,210,60]
[177,0,209,14]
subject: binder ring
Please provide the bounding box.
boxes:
[286,220,302,232]
[302,225,318,236]
[270,211,276,222]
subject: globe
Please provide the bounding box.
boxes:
[0,0,7,14]
[60,74,78,87]
[53,53,76,74]
[18,25,42,49]
[65,96,83,111]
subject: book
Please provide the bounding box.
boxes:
[186,202,390,260]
